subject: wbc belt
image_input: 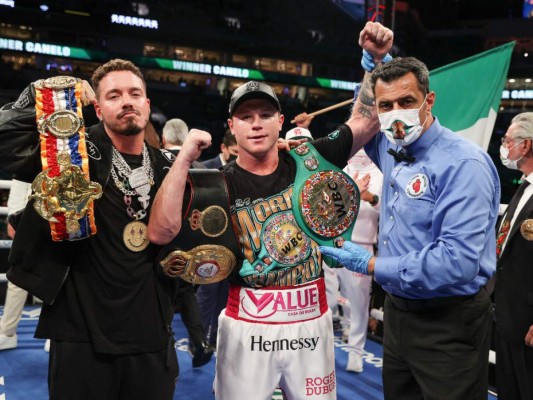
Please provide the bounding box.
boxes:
[157,169,240,284]
[238,141,359,278]
[290,141,359,266]
[31,76,102,241]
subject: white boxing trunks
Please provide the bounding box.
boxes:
[214,278,336,400]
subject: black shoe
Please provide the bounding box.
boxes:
[188,341,215,368]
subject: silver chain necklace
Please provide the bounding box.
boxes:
[110,144,154,220]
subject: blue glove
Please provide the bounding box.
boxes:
[319,241,372,275]
[361,49,393,72]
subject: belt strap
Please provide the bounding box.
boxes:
[31,76,102,241]
[388,292,477,311]
[157,169,240,284]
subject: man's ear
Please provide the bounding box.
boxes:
[94,102,102,121]
[426,91,436,112]
[523,138,532,155]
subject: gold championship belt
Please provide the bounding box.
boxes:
[157,170,240,284]
[31,76,102,241]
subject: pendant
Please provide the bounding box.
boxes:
[123,221,149,252]
[520,219,533,241]
[129,167,150,191]
[136,183,151,198]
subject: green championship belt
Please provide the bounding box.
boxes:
[290,142,360,266]
[238,142,360,278]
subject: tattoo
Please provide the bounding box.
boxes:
[351,74,375,119]
[359,80,374,107]
[357,105,373,119]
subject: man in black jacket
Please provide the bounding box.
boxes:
[0,59,179,399]
[494,112,533,400]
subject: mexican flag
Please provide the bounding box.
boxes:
[430,42,515,151]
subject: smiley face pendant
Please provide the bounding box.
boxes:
[123,221,149,252]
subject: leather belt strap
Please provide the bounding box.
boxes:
[157,169,240,284]
[387,292,477,311]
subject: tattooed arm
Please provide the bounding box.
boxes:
[345,21,393,158]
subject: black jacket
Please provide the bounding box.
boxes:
[0,83,174,306]
[495,191,533,344]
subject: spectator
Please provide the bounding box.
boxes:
[494,112,533,400]
[202,129,238,169]
[162,118,188,152]
[162,118,205,169]
[337,149,382,373]
[0,180,32,351]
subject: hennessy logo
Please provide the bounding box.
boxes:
[250,335,319,352]
[241,287,319,319]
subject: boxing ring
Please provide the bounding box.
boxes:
[0,179,499,397]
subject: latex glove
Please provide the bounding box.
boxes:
[319,241,372,275]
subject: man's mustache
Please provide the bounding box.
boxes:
[117,108,141,118]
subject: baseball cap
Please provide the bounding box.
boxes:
[229,81,281,116]
[285,127,313,140]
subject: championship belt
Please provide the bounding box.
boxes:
[290,142,360,266]
[157,170,240,284]
[238,142,360,278]
[30,76,102,241]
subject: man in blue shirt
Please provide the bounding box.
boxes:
[321,26,500,399]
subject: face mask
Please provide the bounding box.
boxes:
[378,96,428,147]
[499,140,524,170]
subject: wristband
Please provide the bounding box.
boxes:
[369,194,379,207]
[361,49,393,73]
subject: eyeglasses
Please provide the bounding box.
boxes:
[501,136,521,146]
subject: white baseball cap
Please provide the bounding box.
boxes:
[285,127,313,140]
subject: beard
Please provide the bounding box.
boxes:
[106,116,144,137]
[120,120,143,136]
